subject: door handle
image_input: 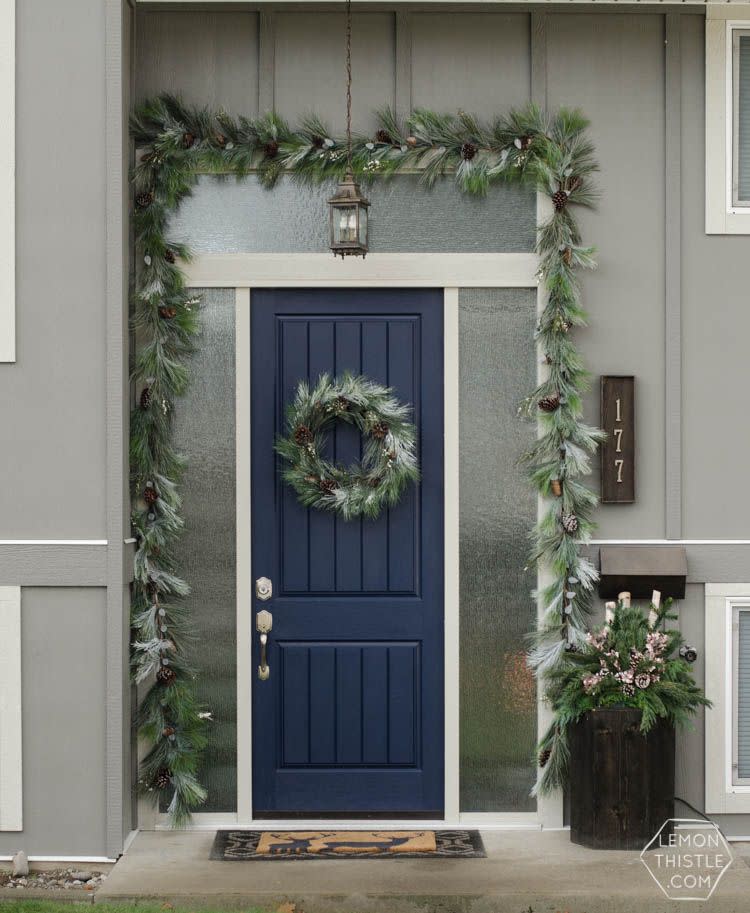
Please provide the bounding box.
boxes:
[257,609,272,681]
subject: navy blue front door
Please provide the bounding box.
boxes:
[251,289,444,817]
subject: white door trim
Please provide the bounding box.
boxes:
[151,249,552,828]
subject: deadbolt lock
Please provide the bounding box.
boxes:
[255,576,273,601]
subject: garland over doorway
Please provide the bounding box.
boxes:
[130,94,603,823]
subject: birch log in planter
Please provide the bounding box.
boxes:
[569,708,675,850]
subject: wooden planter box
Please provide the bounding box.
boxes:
[569,708,675,850]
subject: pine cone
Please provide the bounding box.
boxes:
[156,666,176,686]
[335,396,350,412]
[214,133,227,148]
[153,767,173,790]
[135,190,154,209]
[368,477,381,489]
[461,142,478,161]
[162,726,176,738]
[539,746,552,768]
[550,479,563,497]
[140,386,152,410]
[164,249,176,264]
[143,486,159,505]
[311,135,324,149]
[319,479,339,494]
[562,247,573,265]
[371,421,389,440]
[406,136,418,147]
[182,132,196,149]
[294,425,314,446]
[568,176,583,193]
[518,135,532,150]
[159,306,177,319]
[561,511,579,534]
[538,393,561,413]
[264,140,279,159]
[551,189,568,211]
[375,129,393,145]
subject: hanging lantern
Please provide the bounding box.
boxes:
[328,0,369,259]
[329,172,369,258]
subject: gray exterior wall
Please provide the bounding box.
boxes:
[3,2,750,856]
[0,0,133,857]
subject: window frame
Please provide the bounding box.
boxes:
[730,28,750,209]
[705,13,750,234]
[705,585,750,814]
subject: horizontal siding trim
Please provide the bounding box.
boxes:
[0,586,22,831]
[0,541,135,586]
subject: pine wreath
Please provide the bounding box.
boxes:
[275,373,419,520]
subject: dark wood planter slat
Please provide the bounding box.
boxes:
[569,708,675,850]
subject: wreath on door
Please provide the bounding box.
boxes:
[275,373,420,520]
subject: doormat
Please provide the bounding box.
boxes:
[210,830,486,860]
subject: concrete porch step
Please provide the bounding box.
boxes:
[96,830,750,913]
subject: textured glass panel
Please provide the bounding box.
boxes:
[738,610,750,779]
[459,288,537,812]
[170,288,237,811]
[737,35,750,203]
[168,175,536,253]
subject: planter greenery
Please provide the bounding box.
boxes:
[536,593,710,795]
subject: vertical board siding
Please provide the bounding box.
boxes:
[273,12,395,133]
[278,316,419,597]
[411,13,531,115]
[547,13,666,540]
[135,10,259,113]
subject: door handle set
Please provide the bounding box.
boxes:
[255,577,273,680]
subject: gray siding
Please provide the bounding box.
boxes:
[0,589,107,857]
[6,0,108,539]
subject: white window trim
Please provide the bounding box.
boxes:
[705,584,750,814]
[0,586,22,831]
[0,0,15,361]
[706,8,750,234]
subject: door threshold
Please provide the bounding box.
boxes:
[154,813,542,831]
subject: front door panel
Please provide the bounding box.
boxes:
[251,289,444,816]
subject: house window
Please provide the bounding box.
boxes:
[732,30,750,208]
[705,585,750,813]
[734,605,750,784]
[705,17,750,234]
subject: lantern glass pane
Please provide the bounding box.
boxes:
[358,206,368,246]
[334,205,357,244]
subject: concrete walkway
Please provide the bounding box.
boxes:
[96,830,750,913]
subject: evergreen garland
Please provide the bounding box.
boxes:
[275,373,419,520]
[130,93,602,822]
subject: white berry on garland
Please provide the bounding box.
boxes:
[275,373,419,520]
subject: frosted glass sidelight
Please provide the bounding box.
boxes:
[170,288,237,812]
[459,289,537,812]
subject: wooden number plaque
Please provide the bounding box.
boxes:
[600,376,635,503]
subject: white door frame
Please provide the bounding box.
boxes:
[148,243,561,831]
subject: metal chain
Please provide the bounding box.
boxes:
[345,0,352,171]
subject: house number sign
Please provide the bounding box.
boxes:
[600,376,635,503]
